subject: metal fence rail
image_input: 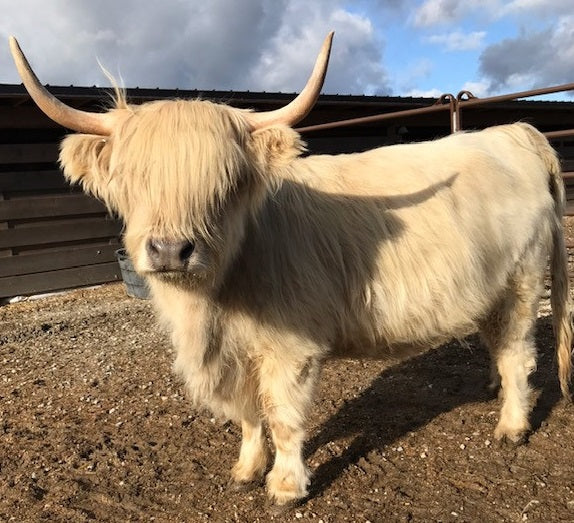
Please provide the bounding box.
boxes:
[298,81,574,221]
[3,82,574,300]
[297,81,574,138]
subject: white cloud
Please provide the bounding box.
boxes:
[2,0,573,101]
[479,15,574,94]
[394,58,434,94]
[460,80,490,98]
[411,0,492,27]
[411,0,569,27]
[248,2,389,94]
[500,0,573,17]
[412,0,460,27]
[402,87,443,98]
[0,0,389,95]
[426,30,486,51]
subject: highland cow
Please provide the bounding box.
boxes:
[10,34,572,507]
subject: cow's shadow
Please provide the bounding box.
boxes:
[305,316,563,499]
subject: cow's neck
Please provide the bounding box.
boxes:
[150,281,237,404]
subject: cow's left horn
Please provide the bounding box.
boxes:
[247,32,333,130]
[9,37,116,136]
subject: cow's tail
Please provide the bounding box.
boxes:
[522,122,574,398]
[541,130,574,399]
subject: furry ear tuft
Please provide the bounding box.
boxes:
[248,125,306,171]
[59,134,112,201]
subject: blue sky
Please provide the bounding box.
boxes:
[350,0,574,99]
[0,0,573,100]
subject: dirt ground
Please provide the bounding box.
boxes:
[1,277,574,522]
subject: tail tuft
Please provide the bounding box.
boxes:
[544,132,573,398]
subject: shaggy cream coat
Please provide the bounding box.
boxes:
[59,100,572,505]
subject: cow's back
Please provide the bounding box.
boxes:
[223,123,557,359]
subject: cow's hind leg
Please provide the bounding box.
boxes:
[480,258,543,444]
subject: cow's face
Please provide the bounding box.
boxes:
[9,33,331,288]
[59,100,305,288]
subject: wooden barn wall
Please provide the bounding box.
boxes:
[555,139,574,216]
[0,139,123,300]
[1,92,574,300]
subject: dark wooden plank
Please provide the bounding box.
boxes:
[0,170,67,191]
[0,218,122,249]
[0,192,8,258]
[0,194,107,221]
[0,262,122,299]
[0,143,59,164]
[0,244,120,278]
[556,146,574,157]
[0,106,66,129]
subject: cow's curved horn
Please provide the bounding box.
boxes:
[247,32,333,130]
[9,36,115,135]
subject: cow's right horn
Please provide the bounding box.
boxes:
[9,36,116,136]
[247,32,333,130]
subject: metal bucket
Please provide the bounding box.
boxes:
[115,249,150,299]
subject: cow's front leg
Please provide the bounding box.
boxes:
[259,352,320,506]
[230,418,270,490]
[266,416,309,506]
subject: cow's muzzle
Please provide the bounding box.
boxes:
[146,238,195,272]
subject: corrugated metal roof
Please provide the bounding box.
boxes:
[3,82,572,107]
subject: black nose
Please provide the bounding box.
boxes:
[146,238,194,271]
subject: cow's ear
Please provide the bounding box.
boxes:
[248,125,306,171]
[59,134,112,201]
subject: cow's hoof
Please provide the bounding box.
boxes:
[497,434,528,447]
[494,425,529,447]
[265,497,304,516]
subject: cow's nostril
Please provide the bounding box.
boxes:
[147,239,161,257]
[180,242,195,262]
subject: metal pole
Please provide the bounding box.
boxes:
[544,129,574,140]
[459,81,574,108]
[297,81,574,134]
[296,102,452,133]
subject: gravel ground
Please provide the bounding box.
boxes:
[1,275,574,521]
